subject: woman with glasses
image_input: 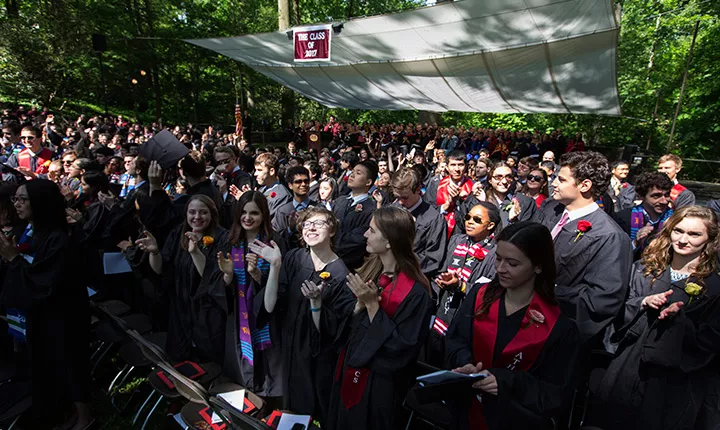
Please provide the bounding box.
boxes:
[521,168,549,209]
[445,222,580,430]
[427,201,502,366]
[458,161,538,230]
[249,206,355,424]
[0,180,94,430]
[588,206,720,429]
[217,191,287,399]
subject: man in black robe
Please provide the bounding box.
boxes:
[607,160,636,213]
[273,166,317,248]
[390,168,447,278]
[333,160,378,270]
[253,152,292,222]
[540,151,632,349]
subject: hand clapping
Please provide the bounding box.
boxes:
[247,239,282,266]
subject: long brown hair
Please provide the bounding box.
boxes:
[229,191,272,246]
[181,194,219,250]
[356,206,431,294]
[475,222,557,318]
[641,206,719,282]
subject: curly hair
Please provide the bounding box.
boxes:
[559,151,611,200]
[641,206,719,282]
[634,171,673,198]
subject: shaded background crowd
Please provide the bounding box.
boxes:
[0,103,719,430]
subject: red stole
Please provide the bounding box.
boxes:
[469,287,560,430]
[17,148,53,174]
[336,272,415,410]
[436,176,473,237]
[670,183,687,205]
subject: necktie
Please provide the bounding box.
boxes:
[551,212,570,239]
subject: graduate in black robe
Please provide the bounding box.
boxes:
[427,201,501,367]
[328,207,433,430]
[541,152,633,347]
[332,161,378,271]
[251,207,355,424]
[136,194,228,364]
[445,222,580,430]
[0,180,92,429]
[588,206,720,430]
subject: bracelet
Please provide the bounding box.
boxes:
[310,306,322,313]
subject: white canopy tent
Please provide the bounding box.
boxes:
[187,0,621,115]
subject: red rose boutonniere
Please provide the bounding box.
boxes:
[622,183,628,189]
[527,309,546,328]
[269,191,277,198]
[574,220,592,242]
[354,203,363,212]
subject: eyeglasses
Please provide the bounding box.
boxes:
[11,196,28,204]
[293,179,310,185]
[491,174,514,182]
[19,136,37,141]
[302,220,329,230]
[527,174,544,182]
[464,214,485,224]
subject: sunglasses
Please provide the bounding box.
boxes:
[492,174,514,181]
[19,136,37,141]
[63,160,74,165]
[464,214,484,224]
[293,179,310,185]
[11,196,28,204]
[527,174,544,182]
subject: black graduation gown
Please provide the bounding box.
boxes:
[409,201,447,278]
[540,200,633,347]
[674,185,696,210]
[1,229,90,425]
[308,181,320,202]
[589,271,720,430]
[423,175,442,206]
[427,237,497,366]
[327,281,433,430]
[221,232,287,398]
[261,182,293,222]
[607,183,636,213]
[332,195,376,271]
[445,286,580,430]
[255,249,355,422]
[160,226,229,364]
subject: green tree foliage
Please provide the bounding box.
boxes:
[0,0,718,176]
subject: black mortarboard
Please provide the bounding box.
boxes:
[139,130,189,169]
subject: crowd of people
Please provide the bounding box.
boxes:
[1,104,719,430]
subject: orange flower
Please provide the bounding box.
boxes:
[319,271,331,281]
[202,236,214,247]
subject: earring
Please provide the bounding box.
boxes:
[385,243,391,249]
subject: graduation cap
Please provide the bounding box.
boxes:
[139,130,190,170]
[0,163,28,184]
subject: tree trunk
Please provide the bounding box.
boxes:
[278,0,293,131]
[292,0,300,25]
[5,0,19,17]
[142,0,162,120]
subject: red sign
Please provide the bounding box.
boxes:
[294,24,332,62]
